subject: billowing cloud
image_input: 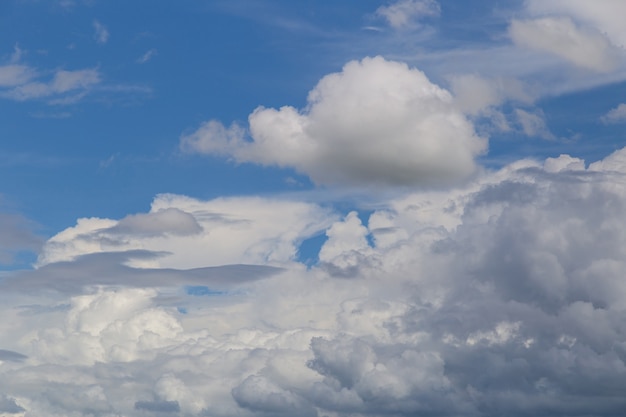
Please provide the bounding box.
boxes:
[376,0,440,29]
[3,146,626,415]
[181,56,487,186]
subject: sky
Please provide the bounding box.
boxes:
[2,0,626,416]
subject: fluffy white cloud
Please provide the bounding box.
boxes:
[376,0,440,29]
[4,147,626,415]
[182,56,487,186]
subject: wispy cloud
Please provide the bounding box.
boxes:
[136,48,157,64]
[376,0,440,29]
[601,103,626,124]
[1,68,101,102]
[93,20,109,44]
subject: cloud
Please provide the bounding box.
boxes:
[3,147,626,415]
[514,108,556,140]
[36,193,337,268]
[1,68,101,102]
[182,56,487,186]
[93,20,109,44]
[0,350,27,363]
[0,65,35,88]
[523,0,626,48]
[601,103,626,124]
[509,17,618,72]
[134,400,180,413]
[376,0,440,29]
[137,48,157,64]
[0,213,42,265]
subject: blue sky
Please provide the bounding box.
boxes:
[2,1,626,416]
[2,0,625,239]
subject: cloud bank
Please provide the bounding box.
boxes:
[181,56,487,187]
[3,147,626,416]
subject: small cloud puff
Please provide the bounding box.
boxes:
[376,0,440,29]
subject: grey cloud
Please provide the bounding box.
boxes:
[135,400,180,413]
[2,250,281,294]
[0,212,42,265]
[232,375,317,417]
[0,395,24,413]
[4,150,626,416]
[0,349,27,362]
[109,208,203,237]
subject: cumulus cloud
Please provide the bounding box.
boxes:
[182,56,487,186]
[601,103,626,124]
[3,146,626,415]
[376,0,440,29]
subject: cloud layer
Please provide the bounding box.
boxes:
[181,56,487,186]
[3,147,626,416]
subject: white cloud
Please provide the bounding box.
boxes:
[376,0,440,29]
[523,0,626,48]
[509,17,618,72]
[93,20,109,44]
[5,147,626,415]
[36,193,337,269]
[1,68,101,102]
[182,56,487,186]
[0,65,35,87]
[601,103,626,124]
